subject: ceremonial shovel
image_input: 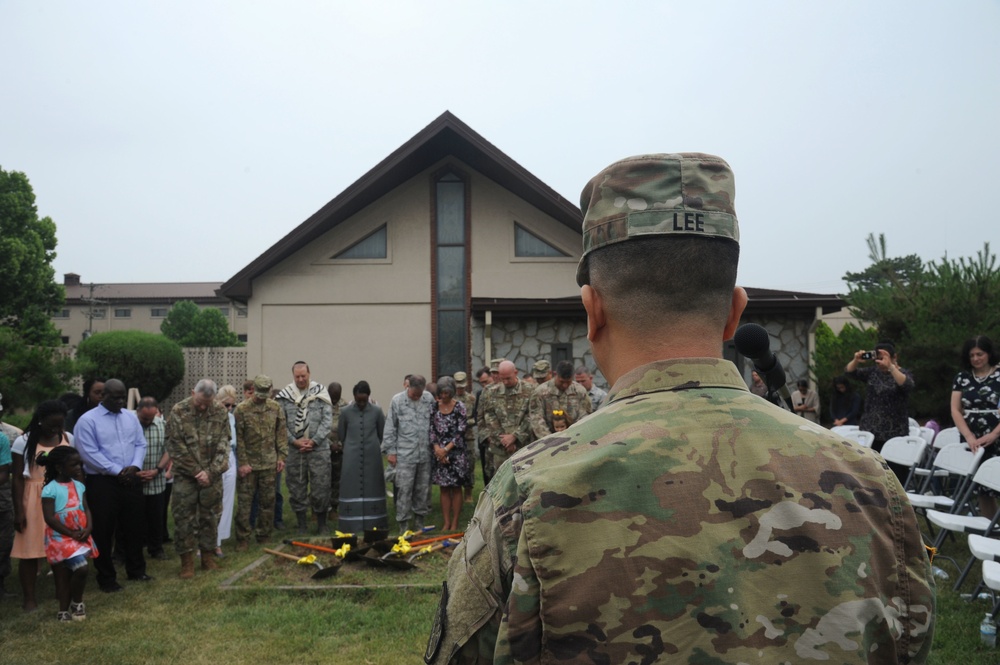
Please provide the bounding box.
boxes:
[263,548,340,579]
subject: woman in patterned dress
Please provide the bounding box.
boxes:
[951,335,1000,516]
[429,377,468,532]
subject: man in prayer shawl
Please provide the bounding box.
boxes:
[276,362,334,534]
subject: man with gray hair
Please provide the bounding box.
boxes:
[166,379,231,579]
[382,374,435,534]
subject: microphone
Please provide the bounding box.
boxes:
[734,323,791,405]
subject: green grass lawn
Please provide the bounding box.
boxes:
[3,480,1000,664]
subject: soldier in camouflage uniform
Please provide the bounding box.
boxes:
[234,375,287,548]
[527,360,593,439]
[427,154,934,664]
[478,361,533,479]
[166,379,232,578]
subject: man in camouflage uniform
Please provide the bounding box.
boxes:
[453,372,477,503]
[478,361,533,480]
[530,359,550,385]
[427,154,934,664]
[527,360,593,438]
[234,375,287,548]
[276,362,334,534]
[166,379,232,578]
[327,382,347,522]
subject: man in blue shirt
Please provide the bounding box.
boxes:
[75,379,150,592]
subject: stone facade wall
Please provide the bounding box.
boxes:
[471,317,608,390]
[474,314,816,396]
[740,314,813,390]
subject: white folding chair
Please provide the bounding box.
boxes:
[913,426,969,485]
[981,561,1000,615]
[935,427,962,448]
[906,443,984,518]
[909,417,920,430]
[926,458,1000,573]
[957,535,1000,592]
[917,426,936,447]
[879,436,928,490]
[841,430,875,448]
[831,425,859,437]
[909,425,923,438]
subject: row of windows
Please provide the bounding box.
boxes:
[54,306,248,319]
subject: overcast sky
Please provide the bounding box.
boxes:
[3,1,997,294]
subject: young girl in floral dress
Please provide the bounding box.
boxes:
[39,446,97,622]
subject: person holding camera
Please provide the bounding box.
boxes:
[846,342,914,453]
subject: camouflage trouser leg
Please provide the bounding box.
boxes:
[329,449,343,512]
[172,476,223,555]
[286,446,332,515]
[394,459,431,524]
[0,482,13,582]
[237,470,276,542]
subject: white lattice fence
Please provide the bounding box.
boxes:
[163,347,248,413]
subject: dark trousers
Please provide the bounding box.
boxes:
[143,491,167,555]
[86,475,146,588]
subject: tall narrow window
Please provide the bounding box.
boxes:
[434,171,467,377]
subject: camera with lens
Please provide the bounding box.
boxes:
[860,351,875,360]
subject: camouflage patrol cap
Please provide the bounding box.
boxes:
[253,374,273,397]
[532,359,551,379]
[490,359,503,372]
[453,371,468,386]
[577,153,739,286]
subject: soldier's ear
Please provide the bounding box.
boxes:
[581,285,605,343]
[723,287,748,341]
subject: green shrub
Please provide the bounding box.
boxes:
[77,331,185,401]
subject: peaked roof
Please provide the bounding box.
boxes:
[220,111,582,301]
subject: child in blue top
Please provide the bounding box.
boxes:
[39,447,97,622]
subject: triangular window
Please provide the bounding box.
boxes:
[334,225,387,260]
[514,223,568,257]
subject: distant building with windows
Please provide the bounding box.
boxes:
[54,272,247,345]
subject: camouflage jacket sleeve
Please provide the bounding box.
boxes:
[313,400,334,443]
[235,406,248,468]
[526,389,550,440]
[207,411,232,479]
[426,462,520,664]
[164,404,201,479]
[274,405,288,463]
[514,390,534,447]
[480,393,499,447]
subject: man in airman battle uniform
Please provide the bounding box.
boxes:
[527,360,592,438]
[427,153,934,664]
[234,375,287,548]
[166,379,232,578]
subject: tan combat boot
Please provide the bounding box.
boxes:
[201,554,219,571]
[179,553,195,579]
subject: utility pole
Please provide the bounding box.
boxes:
[82,282,106,339]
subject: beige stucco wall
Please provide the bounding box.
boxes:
[255,303,431,406]
[468,170,582,299]
[243,157,584,404]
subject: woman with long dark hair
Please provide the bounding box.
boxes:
[10,399,73,611]
[952,335,1000,516]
